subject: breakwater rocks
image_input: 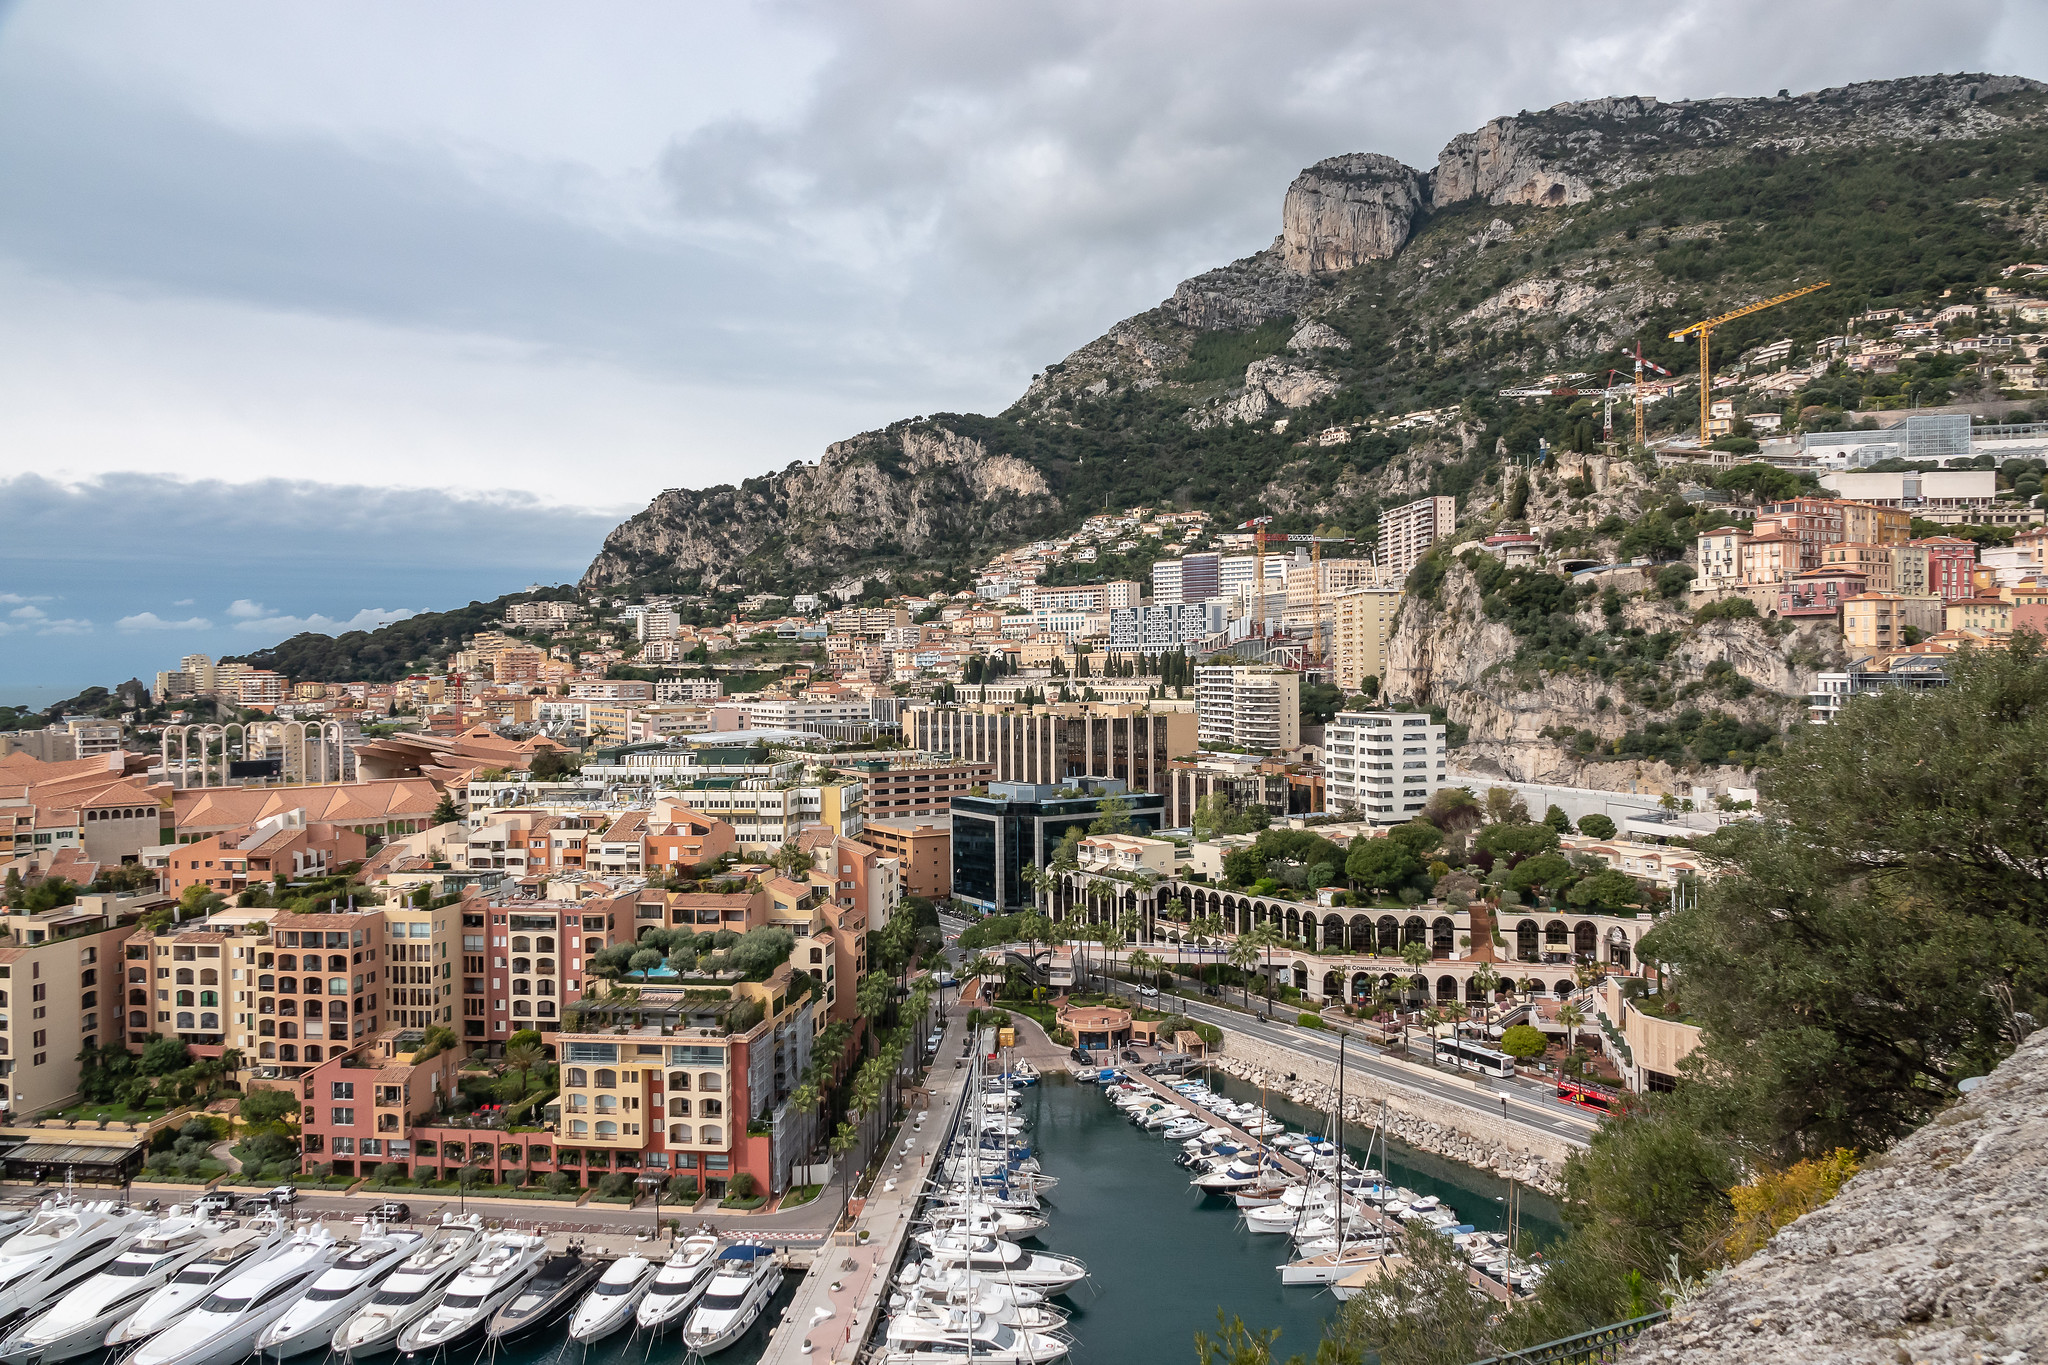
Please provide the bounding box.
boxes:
[1210,1032,1570,1195]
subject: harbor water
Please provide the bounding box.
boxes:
[1010,1074,1564,1365]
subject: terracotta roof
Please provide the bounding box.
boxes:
[175,779,438,833]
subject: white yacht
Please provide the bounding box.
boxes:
[632,1233,721,1333]
[130,1226,340,1365]
[329,1218,486,1358]
[921,1202,1047,1242]
[0,1212,227,1364]
[679,1245,782,1356]
[891,1264,1047,1310]
[105,1220,288,1348]
[257,1226,423,1358]
[566,1253,654,1344]
[912,1236,1086,1294]
[0,1200,157,1325]
[881,1306,1068,1363]
[393,1231,547,1356]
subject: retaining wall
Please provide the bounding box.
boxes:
[1212,1026,1576,1194]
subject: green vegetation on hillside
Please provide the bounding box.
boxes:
[226,587,577,682]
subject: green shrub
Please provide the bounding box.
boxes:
[1499,1025,1548,1060]
[546,1172,577,1195]
[665,1174,699,1202]
[728,1171,757,1200]
[1695,596,1759,623]
[597,1172,634,1199]
[1296,1012,1327,1030]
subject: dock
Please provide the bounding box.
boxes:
[757,1009,977,1365]
[1116,1067,1517,1302]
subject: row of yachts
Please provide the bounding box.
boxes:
[1102,1072,1543,1298]
[879,1062,1086,1365]
[0,1195,788,1365]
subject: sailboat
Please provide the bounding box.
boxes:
[1280,1039,1401,1286]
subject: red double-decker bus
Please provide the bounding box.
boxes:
[1556,1078,1625,1114]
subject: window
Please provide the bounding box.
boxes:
[332,1082,354,1099]
[331,1107,355,1126]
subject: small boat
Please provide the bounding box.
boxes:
[1331,1255,1408,1304]
[330,1218,487,1358]
[567,1253,655,1344]
[394,1231,548,1356]
[108,1220,288,1347]
[633,1233,722,1333]
[1191,1159,1270,1193]
[1281,1242,1401,1287]
[488,1249,603,1341]
[1,1212,228,1364]
[131,1226,341,1365]
[1009,1061,1040,1085]
[258,1227,424,1357]
[1230,1179,1294,1210]
[679,1246,783,1355]
[921,1205,1048,1243]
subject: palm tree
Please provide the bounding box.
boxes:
[856,970,893,1050]
[503,1041,543,1097]
[1116,907,1141,962]
[1468,963,1501,1029]
[830,1119,860,1221]
[1226,935,1262,1013]
[1557,1002,1586,1059]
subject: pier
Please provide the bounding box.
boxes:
[758,1009,976,1365]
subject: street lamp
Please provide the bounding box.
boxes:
[638,1173,665,1243]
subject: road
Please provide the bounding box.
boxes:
[938,918,1597,1145]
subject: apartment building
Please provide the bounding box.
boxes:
[653,781,865,854]
[1151,552,1222,606]
[297,1031,461,1175]
[1018,581,1141,612]
[797,830,899,930]
[1166,754,1310,827]
[3,899,141,1115]
[1842,593,1945,654]
[1194,666,1301,753]
[1914,536,1981,601]
[655,677,723,702]
[173,780,440,846]
[243,909,388,1076]
[380,897,462,1036]
[907,702,1194,795]
[637,609,682,642]
[459,892,628,1042]
[1329,587,1402,693]
[1377,496,1456,579]
[858,762,991,819]
[860,816,952,900]
[588,806,738,878]
[1105,602,1224,654]
[160,808,366,898]
[1323,711,1449,823]
[951,780,1166,913]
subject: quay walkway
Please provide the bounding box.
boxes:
[759,1008,976,1365]
[1116,1068,1515,1303]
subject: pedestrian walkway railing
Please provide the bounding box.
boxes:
[1468,1312,1667,1365]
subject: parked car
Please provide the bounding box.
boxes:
[234,1196,274,1216]
[1137,986,1159,1001]
[268,1185,299,1205]
[367,1201,412,1223]
[1202,984,1221,997]
[193,1191,234,1215]
[1069,1047,1092,1065]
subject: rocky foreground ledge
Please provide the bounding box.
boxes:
[1629,1029,2048,1364]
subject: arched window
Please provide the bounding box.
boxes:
[596,1095,619,1113]
[280,1023,298,1038]
[512,1001,532,1017]
[1516,920,1539,961]
[258,974,275,990]
[512,980,531,996]
[326,955,345,972]
[669,1072,689,1090]
[699,1125,722,1144]
[698,1072,721,1092]
[258,1020,276,1036]
[128,1011,147,1029]
[567,1068,587,1088]
[279,1044,298,1061]
[537,979,555,996]
[127,967,145,984]
[175,969,194,986]
[175,991,194,1007]
[700,1098,723,1118]
[570,1120,588,1136]
[128,989,146,1006]
[538,1000,556,1017]
[512,937,531,953]
[536,937,555,953]
[669,1098,691,1117]
[279,954,298,971]
[258,1042,275,1059]
[568,1095,587,1112]
[278,999,298,1017]
[669,1124,691,1143]
[199,991,218,1007]
[595,1069,617,1089]
[596,1121,618,1138]
[511,958,531,975]
[536,959,555,976]
[199,969,218,986]
[304,1045,322,1062]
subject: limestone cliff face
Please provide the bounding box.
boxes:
[1626,1029,2048,1364]
[580,425,1055,593]
[1384,564,1832,788]
[1280,153,1428,275]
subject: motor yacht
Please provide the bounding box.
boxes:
[679,1245,783,1356]
[0,1212,228,1364]
[890,1296,1066,1336]
[487,1249,603,1341]
[889,1263,1048,1312]
[329,1217,487,1358]
[1008,1061,1040,1085]
[921,1203,1047,1242]
[1191,1158,1273,1193]
[879,1306,1068,1364]
[1330,1254,1408,1304]
[566,1252,654,1344]
[257,1226,424,1358]
[106,1219,288,1348]
[393,1231,547,1356]
[632,1232,721,1333]
[912,1235,1086,1293]
[1229,1178,1293,1209]
[129,1225,341,1365]
[0,1200,158,1326]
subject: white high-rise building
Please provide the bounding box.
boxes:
[1151,558,1183,605]
[638,609,681,642]
[1323,710,1448,822]
[1330,587,1403,693]
[1195,666,1300,753]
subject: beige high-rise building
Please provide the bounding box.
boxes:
[1195,666,1301,753]
[1330,587,1403,693]
[1377,496,1457,580]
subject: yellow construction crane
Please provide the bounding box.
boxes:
[1668,281,1830,441]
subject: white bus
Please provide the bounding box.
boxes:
[1437,1038,1517,1079]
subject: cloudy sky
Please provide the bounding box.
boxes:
[4,1,2045,697]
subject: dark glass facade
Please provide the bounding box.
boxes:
[949,782,1167,913]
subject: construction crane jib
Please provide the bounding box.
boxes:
[1667,281,1830,441]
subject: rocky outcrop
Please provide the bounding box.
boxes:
[1626,1028,2048,1364]
[1163,244,1320,331]
[1288,320,1351,352]
[1280,153,1428,275]
[1189,356,1346,429]
[1433,115,1597,210]
[579,424,1056,592]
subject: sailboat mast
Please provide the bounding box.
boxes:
[1335,1034,1344,1250]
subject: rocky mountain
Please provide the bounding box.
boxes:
[583,72,2048,603]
